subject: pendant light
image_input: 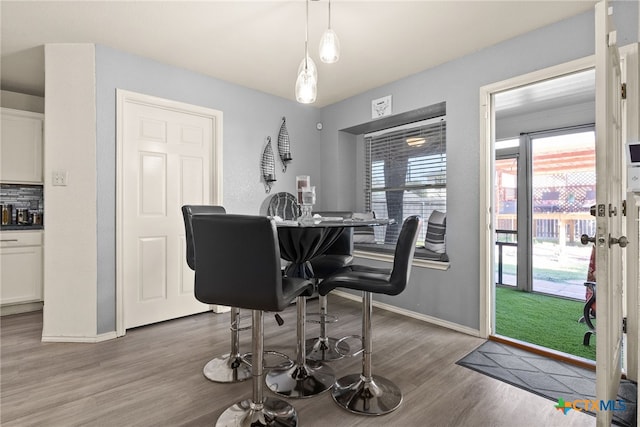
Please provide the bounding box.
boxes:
[295,0,317,104]
[297,54,317,83]
[319,0,340,63]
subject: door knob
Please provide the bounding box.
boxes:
[581,234,595,245]
[609,235,628,248]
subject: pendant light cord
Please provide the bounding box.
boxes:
[304,0,309,71]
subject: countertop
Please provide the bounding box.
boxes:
[1,225,44,231]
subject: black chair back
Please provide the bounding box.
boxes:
[191,214,291,312]
[317,215,422,297]
[182,205,226,270]
[388,215,422,295]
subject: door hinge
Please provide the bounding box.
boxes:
[622,200,627,216]
[621,83,627,100]
[623,317,627,334]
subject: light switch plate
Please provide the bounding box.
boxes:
[52,170,68,186]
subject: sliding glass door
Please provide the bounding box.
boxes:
[495,128,595,296]
[529,129,595,298]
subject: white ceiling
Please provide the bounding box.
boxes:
[1,0,597,107]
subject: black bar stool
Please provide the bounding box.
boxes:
[306,211,354,361]
[192,214,314,426]
[318,215,421,415]
[182,205,252,383]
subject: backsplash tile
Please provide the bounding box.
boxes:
[0,184,44,223]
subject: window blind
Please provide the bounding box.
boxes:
[364,118,446,244]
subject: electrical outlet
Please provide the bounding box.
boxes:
[52,170,68,186]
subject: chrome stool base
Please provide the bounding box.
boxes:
[304,337,349,361]
[266,295,335,398]
[331,373,402,415]
[203,354,252,383]
[215,397,298,427]
[265,361,335,399]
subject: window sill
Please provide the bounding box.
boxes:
[353,246,450,271]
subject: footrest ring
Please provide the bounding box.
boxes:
[230,313,252,333]
[306,312,339,324]
[241,350,295,370]
[335,335,364,358]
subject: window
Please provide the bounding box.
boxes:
[364,117,446,246]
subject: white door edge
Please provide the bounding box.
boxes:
[619,42,639,383]
[115,89,223,337]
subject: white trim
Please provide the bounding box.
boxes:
[621,42,639,382]
[364,116,444,138]
[353,250,450,270]
[333,290,479,337]
[42,331,117,343]
[478,55,595,340]
[479,86,492,339]
[0,107,44,120]
[115,89,223,337]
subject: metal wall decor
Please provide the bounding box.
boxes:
[277,116,293,172]
[261,136,277,193]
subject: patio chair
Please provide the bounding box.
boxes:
[578,245,596,346]
[582,282,596,346]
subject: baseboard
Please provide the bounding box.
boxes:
[332,290,480,337]
[0,301,43,316]
[41,331,118,343]
[211,304,230,314]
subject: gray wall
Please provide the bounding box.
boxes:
[318,4,638,330]
[95,46,323,333]
[94,1,638,334]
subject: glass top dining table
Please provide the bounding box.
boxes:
[275,217,394,279]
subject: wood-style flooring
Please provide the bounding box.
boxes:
[1,295,594,426]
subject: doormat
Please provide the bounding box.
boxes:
[456,340,636,426]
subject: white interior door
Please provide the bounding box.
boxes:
[594,1,626,424]
[119,92,220,329]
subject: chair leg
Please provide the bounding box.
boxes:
[216,310,298,427]
[203,307,252,383]
[265,295,335,398]
[583,331,595,346]
[331,291,403,415]
[305,294,350,361]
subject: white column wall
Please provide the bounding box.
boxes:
[42,44,99,341]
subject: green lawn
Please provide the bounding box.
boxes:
[495,286,596,360]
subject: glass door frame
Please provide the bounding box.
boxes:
[496,125,596,296]
[495,145,530,292]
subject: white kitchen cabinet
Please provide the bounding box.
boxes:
[1,108,44,184]
[1,230,43,305]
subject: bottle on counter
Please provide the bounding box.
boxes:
[16,208,29,225]
[1,204,13,225]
